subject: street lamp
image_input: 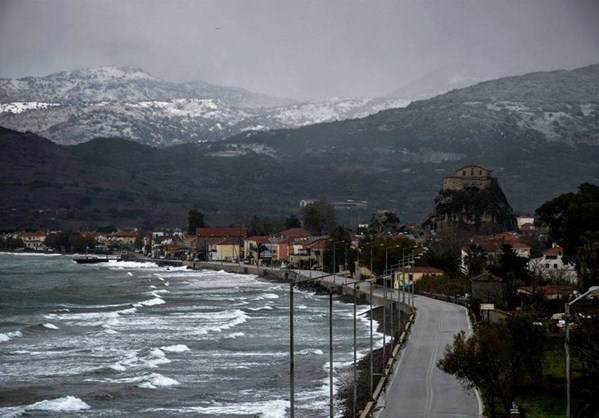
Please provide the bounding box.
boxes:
[565,285,599,418]
[343,279,361,418]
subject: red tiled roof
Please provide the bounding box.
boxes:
[207,238,241,246]
[470,272,503,282]
[510,242,531,249]
[304,239,329,249]
[543,246,563,256]
[279,228,310,238]
[196,227,247,238]
[518,285,575,296]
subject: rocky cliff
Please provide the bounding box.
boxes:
[423,180,517,234]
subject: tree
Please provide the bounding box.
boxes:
[323,227,353,274]
[0,236,24,250]
[300,200,337,236]
[45,231,96,253]
[187,209,205,235]
[536,183,599,287]
[463,244,487,278]
[367,210,404,235]
[285,215,301,229]
[418,248,461,278]
[97,224,117,233]
[570,317,599,417]
[487,244,530,306]
[438,315,546,418]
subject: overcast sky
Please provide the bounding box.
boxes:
[1,0,598,100]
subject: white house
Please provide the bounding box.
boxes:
[527,244,577,283]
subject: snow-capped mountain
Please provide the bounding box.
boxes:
[0,67,409,146]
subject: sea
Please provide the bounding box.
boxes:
[0,253,383,417]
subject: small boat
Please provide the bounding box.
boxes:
[73,255,111,264]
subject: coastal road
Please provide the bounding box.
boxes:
[193,264,481,417]
[377,295,480,418]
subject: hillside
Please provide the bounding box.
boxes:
[0,67,409,146]
[1,65,598,230]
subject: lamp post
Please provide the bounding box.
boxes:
[290,273,340,418]
[565,285,599,418]
[343,279,361,418]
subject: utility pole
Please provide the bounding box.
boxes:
[289,282,295,418]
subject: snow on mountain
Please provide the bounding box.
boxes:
[0,67,410,146]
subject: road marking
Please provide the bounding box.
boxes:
[424,310,443,417]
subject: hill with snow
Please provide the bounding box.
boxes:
[0,67,409,146]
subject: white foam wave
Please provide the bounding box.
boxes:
[160,344,190,353]
[297,348,324,356]
[134,297,165,307]
[28,395,91,412]
[246,306,273,311]
[0,330,23,343]
[226,332,245,339]
[2,252,62,257]
[42,323,59,330]
[258,293,279,300]
[106,260,160,269]
[118,307,137,315]
[145,398,288,417]
[194,309,249,335]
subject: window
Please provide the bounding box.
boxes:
[554,264,558,269]
[479,170,482,175]
[462,170,466,176]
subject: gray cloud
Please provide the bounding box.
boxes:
[1,0,598,99]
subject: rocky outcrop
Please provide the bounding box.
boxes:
[423,179,517,234]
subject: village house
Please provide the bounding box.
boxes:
[527,244,577,283]
[460,232,531,273]
[470,272,508,309]
[517,284,576,300]
[196,227,247,261]
[16,230,48,251]
[207,238,243,262]
[244,236,272,264]
[393,266,444,284]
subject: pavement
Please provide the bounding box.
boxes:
[376,295,481,418]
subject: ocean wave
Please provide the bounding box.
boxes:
[297,348,324,356]
[117,307,137,315]
[133,297,165,307]
[143,398,288,417]
[142,373,180,388]
[94,372,180,389]
[225,332,245,339]
[28,395,91,412]
[160,344,190,353]
[2,252,62,257]
[256,293,279,300]
[42,323,59,330]
[246,305,273,311]
[0,330,23,343]
[106,260,160,269]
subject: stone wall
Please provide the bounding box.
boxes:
[442,176,495,191]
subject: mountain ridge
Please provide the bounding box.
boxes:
[0,66,410,146]
[1,64,598,230]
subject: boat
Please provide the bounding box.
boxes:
[73,255,113,264]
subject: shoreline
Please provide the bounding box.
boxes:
[188,262,413,418]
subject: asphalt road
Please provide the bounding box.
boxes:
[377,294,481,418]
